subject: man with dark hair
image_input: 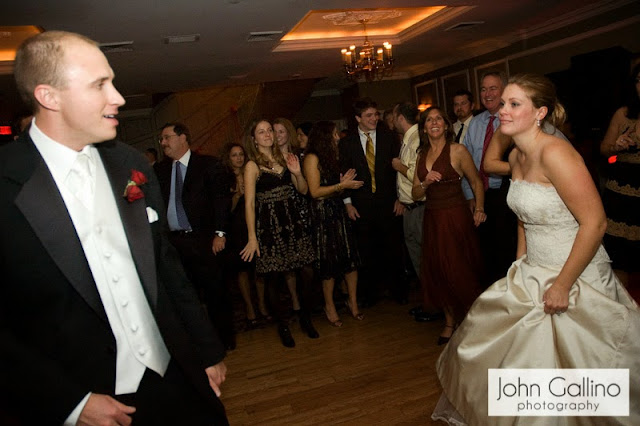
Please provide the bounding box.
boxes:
[391,101,423,275]
[1,31,229,425]
[340,97,406,306]
[155,122,234,350]
[452,89,475,144]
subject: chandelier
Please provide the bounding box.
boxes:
[340,19,394,82]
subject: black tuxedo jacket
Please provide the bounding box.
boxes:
[0,136,226,424]
[155,152,230,237]
[339,129,398,210]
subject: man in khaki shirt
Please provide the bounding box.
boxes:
[392,102,423,274]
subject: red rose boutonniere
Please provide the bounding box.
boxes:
[124,169,147,202]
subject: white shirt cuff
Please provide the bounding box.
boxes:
[343,197,352,205]
[64,393,91,426]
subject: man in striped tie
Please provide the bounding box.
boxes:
[339,97,406,307]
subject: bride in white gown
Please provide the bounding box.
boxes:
[432,74,640,425]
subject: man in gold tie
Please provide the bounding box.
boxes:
[339,97,406,307]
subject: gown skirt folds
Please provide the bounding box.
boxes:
[432,180,640,426]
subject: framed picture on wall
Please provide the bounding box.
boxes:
[441,70,471,117]
[414,79,439,111]
[474,60,509,106]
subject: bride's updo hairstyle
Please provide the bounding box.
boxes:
[508,73,567,131]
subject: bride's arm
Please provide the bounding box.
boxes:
[541,139,607,313]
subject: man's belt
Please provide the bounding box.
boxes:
[402,201,424,211]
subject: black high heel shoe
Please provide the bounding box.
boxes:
[437,324,456,346]
[299,311,319,339]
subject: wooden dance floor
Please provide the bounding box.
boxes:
[222,298,445,425]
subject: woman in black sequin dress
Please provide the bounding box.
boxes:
[241,119,317,347]
[303,121,364,326]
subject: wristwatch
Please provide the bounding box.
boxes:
[215,231,226,238]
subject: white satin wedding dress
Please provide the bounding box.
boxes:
[432,180,640,426]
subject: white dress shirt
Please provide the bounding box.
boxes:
[30,120,170,424]
[397,124,424,204]
[453,114,474,145]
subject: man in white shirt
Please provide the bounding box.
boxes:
[339,97,406,305]
[451,89,475,144]
[391,102,424,276]
[1,31,228,425]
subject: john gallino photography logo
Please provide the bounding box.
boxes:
[488,369,629,417]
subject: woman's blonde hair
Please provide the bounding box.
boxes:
[508,73,567,130]
[273,117,299,152]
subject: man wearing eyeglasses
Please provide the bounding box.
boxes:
[156,122,235,351]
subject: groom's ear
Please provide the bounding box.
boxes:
[34,84,61,112]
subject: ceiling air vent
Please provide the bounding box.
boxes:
[247,31,283,42]
[163,34,200,44]
[445,21,484,31]
[99,41,134,53]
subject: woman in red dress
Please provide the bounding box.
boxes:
[412,106,486,345]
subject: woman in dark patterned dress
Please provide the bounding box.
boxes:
[600,63,640,299]
[241,119,318,347]
[412,107,486,345]
[303,121,364,326]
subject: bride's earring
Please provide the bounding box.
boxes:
[536,119,541,127]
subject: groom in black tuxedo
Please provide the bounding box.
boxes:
[0,31,228,425]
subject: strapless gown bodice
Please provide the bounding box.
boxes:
[507,180,610,267]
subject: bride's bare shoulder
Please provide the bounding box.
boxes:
[540,135,582,167]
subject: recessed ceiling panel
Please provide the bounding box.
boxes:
[274,6,475,51]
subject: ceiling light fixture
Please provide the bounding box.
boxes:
[340,19,394,82]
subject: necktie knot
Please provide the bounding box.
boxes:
[65,151,95,209]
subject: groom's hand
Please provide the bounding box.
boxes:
[205,361,227,397]
[78,394,136,426]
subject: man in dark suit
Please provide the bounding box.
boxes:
[155,122,234,350]
[339,97,407,306]
[0,31,228,425]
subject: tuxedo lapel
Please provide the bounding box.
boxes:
[181,152,198,198]
[13,142,108,323]
[98,143,159,309]
[374,131,387,178]
[350,134,370,180]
